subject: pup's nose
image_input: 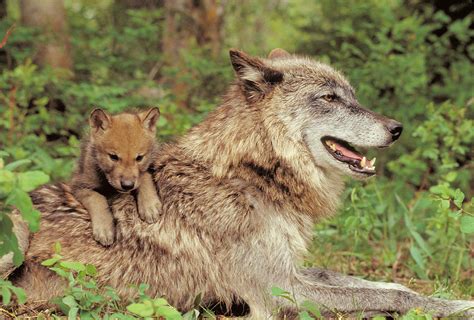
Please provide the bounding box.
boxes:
[386,120,403,141]
[120,180,135,191]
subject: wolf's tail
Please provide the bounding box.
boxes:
[0,212,30,279]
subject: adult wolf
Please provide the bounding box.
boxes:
[4,49,473,318]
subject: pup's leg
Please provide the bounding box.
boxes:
[75,189,114,246]
[300,267,416,293]
[137,172,162,223]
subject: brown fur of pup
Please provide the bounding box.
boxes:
[71,108,162,246]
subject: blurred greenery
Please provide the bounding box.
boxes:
[0,0,473,318]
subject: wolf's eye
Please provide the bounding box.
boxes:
[109,154,119,161]
[136,155,144,162]
[322,94,336,102]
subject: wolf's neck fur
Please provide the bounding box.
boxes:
[180,86,344,219]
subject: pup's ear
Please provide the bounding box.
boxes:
[268,48,291,59]
[90,108,111,132]
[229,49,283,103]
[139,107,160,132]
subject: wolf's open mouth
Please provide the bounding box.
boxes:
[321,137,376,175]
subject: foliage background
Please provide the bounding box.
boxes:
[0,0,473,317]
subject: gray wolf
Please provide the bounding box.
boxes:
[71,108,162,246]
[3,49,473,318]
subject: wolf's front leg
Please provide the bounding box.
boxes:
[75,189,115,246]
[293,279,474,318]
[137,172,162,223]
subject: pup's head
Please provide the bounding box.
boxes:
[230,49,402,179]
[89,108,160,192]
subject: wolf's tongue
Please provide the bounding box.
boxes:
[334,142,362,160]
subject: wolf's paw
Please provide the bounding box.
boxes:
[138,195,162,224]
[92,220,115,246]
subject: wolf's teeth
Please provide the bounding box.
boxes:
[371,157,376,166]
[360,157,366,168]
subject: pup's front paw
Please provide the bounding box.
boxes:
[138,195,162,224]
[92,219,115,246]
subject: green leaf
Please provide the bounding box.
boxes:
[85,264,97,276]
[6,188,32,213]
[299,311,315,320]
[192,292,202,308]
[62,295,77,308]
[460,216,474,234]
[410,230,432,258]
[444,172,457,182]
[17,171,49,192]
[156,305,183,320]
[453,189,465,208]
[6,189,40,231]
[108,313,134,320]
[0,214,24,265]
[4,159,32,171]
[10,286,26,304]
[0,170,15,194]
[68,307,79,320]
[409,245,425,270]
[300,300,321,317]
[54,242,62,254]
[152,297,169,308]
[1,286,11,305]
[270,286,294,303]
[271,286,288,297]
[49,267,70,278]
[439,199,450,210]
[42,257,61,267]
[127,302,155,317]
[183,309,200,320]
[60,261,86,272]
[429,184,450,197]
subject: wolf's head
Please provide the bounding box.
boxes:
[89,108,160,192]
[229,49,402,179]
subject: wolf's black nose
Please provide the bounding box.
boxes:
[120,180,135,191]
[386,121,403,141]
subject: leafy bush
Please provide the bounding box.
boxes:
[0,153,49,309]
[0,152,49,265]
[40,243,188,320]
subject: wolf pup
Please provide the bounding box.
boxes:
[71,108,162,246]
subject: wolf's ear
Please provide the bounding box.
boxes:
[229,49,283,103]
[90,108,111,132]
[268,48,291,59]
[139,107,160,132]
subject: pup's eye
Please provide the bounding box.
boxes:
[109,154,119,161]
[136,155,144,162]
[322,94,336,102]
